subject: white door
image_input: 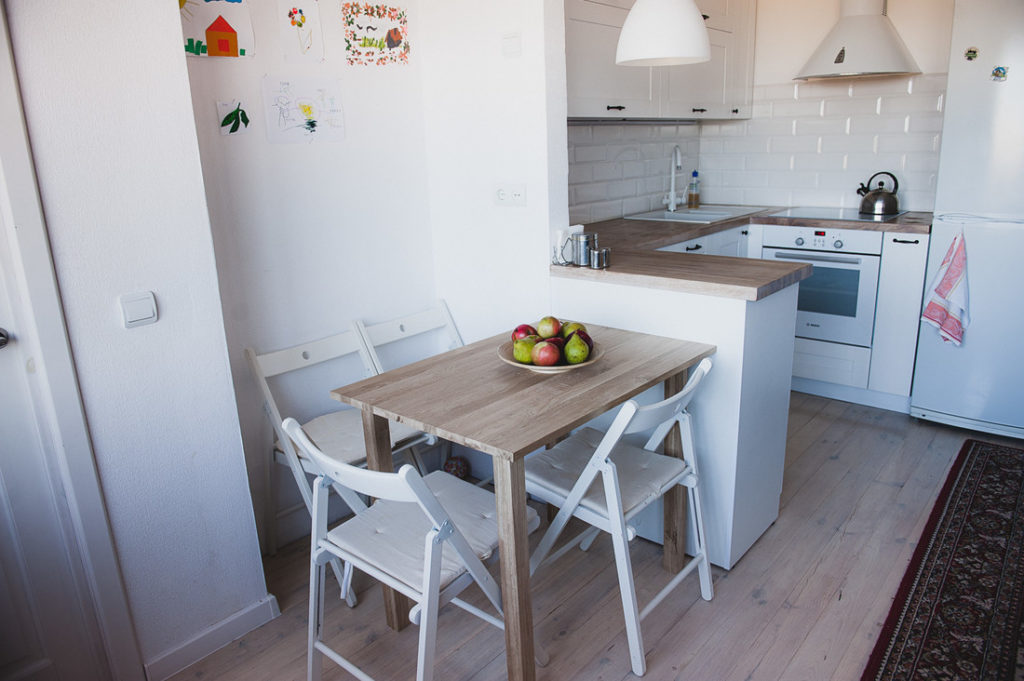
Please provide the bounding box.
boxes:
[0,205,110,681]
[0,9,111,679]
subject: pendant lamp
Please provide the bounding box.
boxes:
[615,0,711,67]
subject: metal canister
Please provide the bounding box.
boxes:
[589,247,611,269]
[570,233,597,266]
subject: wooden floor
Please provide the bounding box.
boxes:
[170,394,1021,681]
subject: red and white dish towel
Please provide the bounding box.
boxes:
[921,230,970,345]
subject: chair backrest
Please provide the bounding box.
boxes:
[245,328,370,462]
[601,357,713,455]
[283,417,504,610]
[282,416,420,504]
[353,299,464,375]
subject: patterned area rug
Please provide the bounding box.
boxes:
[863,439,1024,681]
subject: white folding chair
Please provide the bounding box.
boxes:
[525,357,714,677]
[246,329,437,605]
[283,418,543,681]
[353,300,482,481]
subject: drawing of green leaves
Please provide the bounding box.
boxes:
[220,103,250,134]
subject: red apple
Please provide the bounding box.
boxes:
[511,323,538,341]
[537,315,562,339]
[566,328,594,352]
[531,340,561,366]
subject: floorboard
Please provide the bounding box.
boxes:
[168,394,1021,681]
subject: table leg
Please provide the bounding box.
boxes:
[492,457,536,681]
[360,409,412,631]
[662,370,689,573]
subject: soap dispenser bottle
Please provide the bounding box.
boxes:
[687,170,700,208]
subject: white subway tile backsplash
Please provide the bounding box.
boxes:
[823,97,882,117]
[574,145,607,163]
[880,94,943,114]
[772,99,825,118]
[769,135,819,153]
[877,133,939,153]
[568,76,946,221]
[848,114,909,134]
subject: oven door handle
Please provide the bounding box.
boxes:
[770,251,864,266]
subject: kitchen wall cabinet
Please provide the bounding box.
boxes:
[868,232,930,396]
[564,0,659,118]
[565,0,755,120]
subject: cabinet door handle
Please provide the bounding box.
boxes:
[607,105,626,111]
[692,108,707,113]
[685,244,703,251]
[732,108,740,114]
[741,230,749,235]
[892,238,920,244]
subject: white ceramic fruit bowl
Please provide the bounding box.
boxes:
[497,341,602,374]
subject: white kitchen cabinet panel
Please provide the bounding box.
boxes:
[565,0,659,118]
[657,234,714,255]
[793,337,871,389]
[565,0,755,120]
[868,232,930,396]
[713,225,750,257]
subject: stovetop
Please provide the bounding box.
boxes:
[768,207,906,222]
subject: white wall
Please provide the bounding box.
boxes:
[421,0,567,341]
[5,1,272,675]
[183,0,441,548]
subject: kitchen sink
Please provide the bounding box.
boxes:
[626,205,765,224]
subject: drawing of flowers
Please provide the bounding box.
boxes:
[341,2,409,66]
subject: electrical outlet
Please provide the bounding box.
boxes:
[495,184,527,207]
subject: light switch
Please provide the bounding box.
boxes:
[120,291,158,328]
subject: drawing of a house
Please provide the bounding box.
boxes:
[206,15,239,57]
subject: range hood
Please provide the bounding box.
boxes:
[795,0,920,80]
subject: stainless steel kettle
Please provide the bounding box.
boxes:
[857,172,900,215]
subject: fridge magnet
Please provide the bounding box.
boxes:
[180,0,255,58]
[964,47,978,61]
[261,76,345,144]
[341,3,409,66]
[991,66,1008,82]
[217,100,251,135]
[278,0,325,62]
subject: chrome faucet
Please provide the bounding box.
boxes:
[664,145,684,212]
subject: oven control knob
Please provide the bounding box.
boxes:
[795,237,805,246]
[833,240,844,249]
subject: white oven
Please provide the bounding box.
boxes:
[761,226,882,348]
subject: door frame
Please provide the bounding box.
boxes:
[0,7,145,680]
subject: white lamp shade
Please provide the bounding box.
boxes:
[615,0,711,67]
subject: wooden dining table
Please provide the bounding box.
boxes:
[330,323,715,681]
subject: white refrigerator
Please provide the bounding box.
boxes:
[909,0,1024,438]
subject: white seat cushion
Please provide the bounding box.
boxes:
[327,471,539,592]
[525,427,688,519]
[277,409,426,465]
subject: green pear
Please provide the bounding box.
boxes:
[564,332,590,365]
[513,335,540,363]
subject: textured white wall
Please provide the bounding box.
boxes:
[420,1,566,342]
[183,0,441,548]
[5,0,268,670]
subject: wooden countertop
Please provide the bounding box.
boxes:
[551,207,933,301]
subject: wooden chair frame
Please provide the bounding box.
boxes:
[526,357,714,677]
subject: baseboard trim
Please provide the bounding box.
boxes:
[143,595,280,681]
[791,377,911,413]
